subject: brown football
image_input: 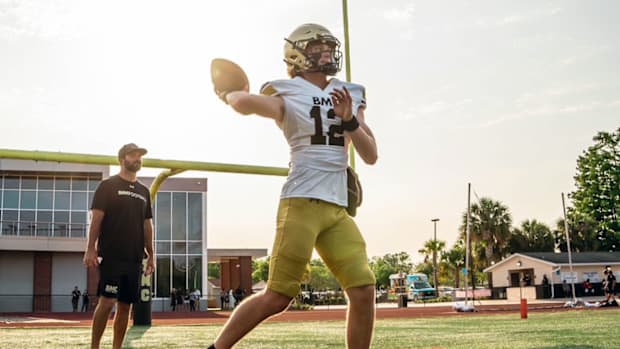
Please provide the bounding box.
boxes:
[210,58,249,93]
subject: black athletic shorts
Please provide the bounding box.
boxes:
[98,260,142,304]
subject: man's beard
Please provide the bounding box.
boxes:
[124,160,142,172]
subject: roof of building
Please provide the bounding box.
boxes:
[520,252,620,264]
[207,248,268,262]
[484,251,620,272]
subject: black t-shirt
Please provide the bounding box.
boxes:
[607,273,617,290]
[91,175,152,264]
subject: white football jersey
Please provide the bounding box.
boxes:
[261,77,367,206]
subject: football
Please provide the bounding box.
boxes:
[210,58,249,96]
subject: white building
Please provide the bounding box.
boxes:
[484,252,620,300]
[0,159,265,312]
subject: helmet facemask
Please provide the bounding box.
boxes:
[303,38,342,75]
[284,26,343,76]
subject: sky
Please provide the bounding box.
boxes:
[1,0,618,263]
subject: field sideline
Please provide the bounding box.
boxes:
[0,309,617,348]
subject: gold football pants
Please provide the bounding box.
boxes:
[267,198,376,297]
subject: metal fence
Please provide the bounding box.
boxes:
[0,294,221,313]
[0,220,87,238]
[0,293,371,313]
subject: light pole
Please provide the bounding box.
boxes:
[431,218,439,293]
[517,260,527,319]
[516,261,523,299]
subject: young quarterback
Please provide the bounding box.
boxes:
[208,23,378,349]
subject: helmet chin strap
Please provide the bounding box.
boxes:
[299,63,338,76]
[318,63,338,76]
[305,53,339,75]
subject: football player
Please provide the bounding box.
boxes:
[209,23,378,349]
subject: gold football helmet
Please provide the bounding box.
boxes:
[284,23,342,76]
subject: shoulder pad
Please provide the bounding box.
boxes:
[341,81,367,109]
[260,78,305,96]
[260,82,278,96]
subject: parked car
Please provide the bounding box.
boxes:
[389,272,437,301]
[375,288,388,302]
[437,286,456,299]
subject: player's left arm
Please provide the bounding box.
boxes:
[331,86,377,165]
[347,107,377,165]
[144,218,155,275]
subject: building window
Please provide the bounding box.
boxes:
[20,191,36,210]
[2,190,19,209]
[21,176,36,190]
[156,256,171,298]
[156,241,171,255]
[37,191,53,209]
[188,193,202,240]
[4,176,19,189]
[188,256,202,292]
[152,191,205,299]
[172,255,187,292]
[173,242,186,255]
[0,173,99,238]
[171,192,186,240]
[71,178,88,191]
[39,177,54,190]
[54,191,70,210]
[155,192,171,240]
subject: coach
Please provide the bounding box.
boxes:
[83,143,155,349]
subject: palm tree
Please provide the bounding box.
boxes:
[460,197,512,269]
[441,240,466,288]
[419,239,446,288]
[554,212,600,252]
[508,219,555,253]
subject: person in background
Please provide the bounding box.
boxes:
[189,289,198,311]
[604,266,617,304]
[582,279,593,296]
[220,289,228,310]
[170,288,177,311]
[71,286,81,312]
[82,290,90,312]
[562,280,571,298]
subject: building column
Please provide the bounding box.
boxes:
[230,259,241,291]
[33,252,52,312]
[239,256,252,295]
[220,260,231,292]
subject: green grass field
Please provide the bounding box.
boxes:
[0,310,616,348]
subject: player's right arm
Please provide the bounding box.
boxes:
[224,91,284,124]
[83,208,104,268]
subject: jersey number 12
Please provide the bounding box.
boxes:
[309,106,345,147]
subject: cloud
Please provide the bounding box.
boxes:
[396,82,619,129]
[383,3,415,22]
[487,82,620,127]
[558,45,613,67]
[380,2,415,40]
[0,0,92,40]
[396,98,474,123]
[482,100,618,128]
[542,83,602,97]
[477,7,563,28]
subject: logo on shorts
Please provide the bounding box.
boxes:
[105,284,119,294]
